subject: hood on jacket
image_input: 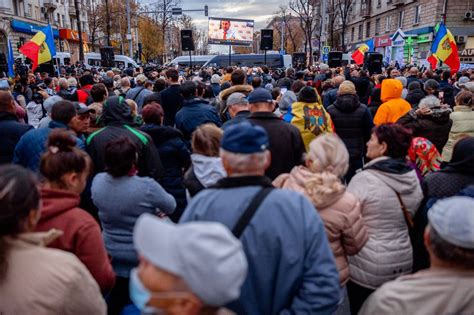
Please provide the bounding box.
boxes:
[218,84,253,101]
[363,156,419,194]
[191,154,227,187]
[275,166,345,209]
[39,188,80,222]
[140,124,184,145]
[424,108,452,124]
[381,79,403,102]
[101,95,134,126]
[334,94,361,113]
[183,97,210,107]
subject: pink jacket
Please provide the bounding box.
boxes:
[274,166,368,285]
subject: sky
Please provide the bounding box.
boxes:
[139,0,289,30]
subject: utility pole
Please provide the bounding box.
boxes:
[74,0,84,62]
[280,20,285,54]
[319,0,328,61]
[105,0,111,46]
[126,0,133,57]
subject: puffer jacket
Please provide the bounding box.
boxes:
[283,101,334,151]
[373,79,412,125]
[398,108,453,152]
[441,105,474,162]
[216,84,253,122]
[273,166,368,285]
[327,94,373,160]
[347,156,423,289]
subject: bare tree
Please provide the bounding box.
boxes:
[149,0,180,62]
[335,0,355,52]
[327,0,339,49]
[272,5,301,53]
[289,0,320,65]
[87,4,104,52]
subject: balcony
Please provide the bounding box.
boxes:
[69,4,78,16]
[44,0,58,10]
[361,4,371,18]
[392,0,404,6]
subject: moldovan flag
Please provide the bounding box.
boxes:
[429,22,460,73]
[19,25,56,71]
[351,39,374,65]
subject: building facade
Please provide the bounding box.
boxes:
[329,0,474,66]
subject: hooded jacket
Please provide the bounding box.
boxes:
[140,124,191,222]
[0,231,106,314]
[183,154,227,198]
[0,111,33,164]
[441,105,474,162]
[373,79,412,126]
[347,157,423,289]
[216,85,253,122]
[397,108,453,152]
[273,166,368,285]
[35,188,115,292]
[86,96,164,181]
[327,94,373,160]
[405,86,425,108]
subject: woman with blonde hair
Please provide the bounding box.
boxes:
[274,134,368,315]
[183,123,226,198]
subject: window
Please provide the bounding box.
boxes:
[358,24,363,39]
[398,11,404,28]
[351,27,355,41]
[377,0,381,7]
[385,15,392,31]
[414,5,421,23]
[375,18,380,35]
[27,4,32,16]
[366,21,371,38]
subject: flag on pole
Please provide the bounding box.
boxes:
[7,38,14,77]
[19,25,56,71]
[428,22,460,73]
[351,39,375,65]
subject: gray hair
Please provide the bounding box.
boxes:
[419,95,441,109]
[395,76,407,88]
[67,77,77,87]
[121,77,130,87]
[58,78,69,89]
[220,149,270,175]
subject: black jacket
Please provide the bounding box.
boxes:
[405,88,425,108]
[140,124,191,222]
[368,88,382,118]
[397,108,453,152]
[327,94,373,160]
[86,96,164,181]
[0,111,33,164]
[247,112,305,180]
[160,84,183,126]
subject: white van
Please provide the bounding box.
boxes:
[84,53,139,69]
[54,52,72,66]
[167,55,215,69]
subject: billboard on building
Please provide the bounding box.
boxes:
[208,17,254,46]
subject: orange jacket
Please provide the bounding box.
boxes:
[374,79,412,125]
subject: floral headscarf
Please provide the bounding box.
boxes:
[408,137,442,177]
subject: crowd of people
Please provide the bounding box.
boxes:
[0,61,474,315]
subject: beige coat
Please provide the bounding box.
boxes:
[274,166,368,285]
[0,230,106,315]
[360,268,474,315]
[441,105,474,162]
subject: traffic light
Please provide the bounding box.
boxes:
[204,5,208,17]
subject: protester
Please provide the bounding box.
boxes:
[221,92,250,128]
[37,95,62,128]
[217,69,253,122]
[405,81,425,108]
[273,134,368,314]
[25,90,46,128]
[88,83,108,128]
[130,213,248,314]
[126,74,153,112]
[441,90,474,162]
[180,122,341,315]
[183,123,226,198]
[160,68,183,126]
[91,136,176,314]
[13,100,84,172]
[373,79,412,125]
[277,90,297,117]
[73,74,94,105]
[398,95,453,152]
[35,130,115,292]
[115,77,131,98]
[361,197,474,314]
[323,75,345,108]
[346,123,423,314]
[140,103,191,222]
[327,80,373,180]
[0,91,33,164]
[284,86,334,150]
[407,137,442,181]
[424,79,440,97]
[247,88,306,179]
[86,95,164,181]
[0,165,106,314]
[367,87,382,118]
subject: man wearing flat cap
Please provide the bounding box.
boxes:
[360,196,474,314]
[180,122,340,315]
[247,87,306,180]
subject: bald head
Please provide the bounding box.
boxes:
[0,90,14,113]
[332,75,345,87]
[409,67,419,76]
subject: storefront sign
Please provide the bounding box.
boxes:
[416,33,433,44]
[375,35,392,47]
[11,20,59,38]
[391,28,406,47]
[59,29,88,43]
[461,49,474,57]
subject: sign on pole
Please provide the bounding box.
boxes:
[322,45,330,63]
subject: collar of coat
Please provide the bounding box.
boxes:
[248,111,280,120]
[212,175,273,189]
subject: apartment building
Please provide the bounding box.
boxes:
[331,0,474,65]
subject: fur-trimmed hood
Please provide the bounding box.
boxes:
[218,84,254,101]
